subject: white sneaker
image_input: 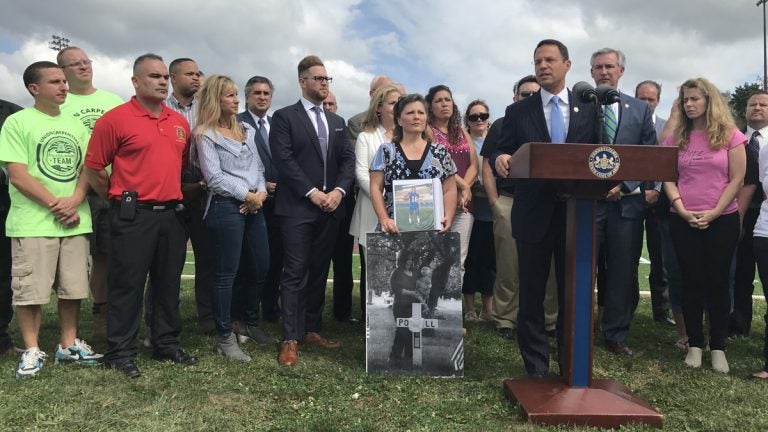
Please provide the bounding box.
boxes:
[54,338,104,365]
[16,348,47,378]
[711,350,729,373]
[685,347,702,368]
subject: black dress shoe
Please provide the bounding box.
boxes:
[107,359,141,378]
[606,341,634,357]
[653,313,676,327]
[152,349,199,365]
[496,328,516,340]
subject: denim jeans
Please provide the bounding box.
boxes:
[204,196,269,337]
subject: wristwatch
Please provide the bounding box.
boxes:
[199,180,207,191]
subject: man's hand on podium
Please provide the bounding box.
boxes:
[495,154,512,178]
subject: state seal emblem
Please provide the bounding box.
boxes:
[588,146,620,179]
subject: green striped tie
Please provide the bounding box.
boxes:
[604,105,617,144]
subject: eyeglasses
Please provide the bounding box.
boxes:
[305,75,333,83]
[63,59,92,68]
[467,113,490,122]
[519,91,536,98]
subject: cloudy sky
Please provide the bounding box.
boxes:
[0,0,764,121]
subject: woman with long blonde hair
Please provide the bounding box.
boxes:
[662,77,746,373]
[349,84,402,302]
[194,75,270,361]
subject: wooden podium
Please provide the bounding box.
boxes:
[502,143,677,429]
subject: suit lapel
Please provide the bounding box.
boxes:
[294,101,324,159]
[529,93,550,142]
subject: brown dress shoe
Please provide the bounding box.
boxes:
[278,340,298,366]
[300,332,341,349]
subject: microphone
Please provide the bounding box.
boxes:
[596,85,620,105]
[572,81,597,103]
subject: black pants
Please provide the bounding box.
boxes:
[261,199,283,321]
[0,205,11,351]
[636,206,671,316]
[279,213,339,341]
[332,193,355,320]
[106,205,187,362]
[751,236,768,370]
[730,207,760,335]
[462,220,496,296]
[516,203,566,376]
[185,203,215,328]
[670,212,739,351]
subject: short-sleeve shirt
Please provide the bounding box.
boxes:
[662,128,746,215]
[85,97,190,202]
[60,89,123,133]
[370,141,456,218]
[0,107,92,237]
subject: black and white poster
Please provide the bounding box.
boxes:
[365,231,464,376]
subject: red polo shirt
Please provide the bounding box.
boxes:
[85,97,190,202]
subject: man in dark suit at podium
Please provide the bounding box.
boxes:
[590,48,657,357]
[491,39,599,378]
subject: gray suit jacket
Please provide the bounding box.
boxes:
[610,92,657,218]
[654,115,667,142]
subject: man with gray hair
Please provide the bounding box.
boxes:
[235,75,281,341]
[590,48,657,357]
[346,75,394,142]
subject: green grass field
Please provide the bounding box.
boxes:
[1,247,768,431]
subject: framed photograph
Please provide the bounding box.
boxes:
[392,178,444,232]
[365,231,464,376]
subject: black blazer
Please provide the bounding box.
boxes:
[492,90,600,243]
[269,101,355,219]
[237,111,279,183]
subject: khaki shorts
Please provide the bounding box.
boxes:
[11,236,90,306]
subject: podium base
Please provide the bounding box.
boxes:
[503,378,663,429]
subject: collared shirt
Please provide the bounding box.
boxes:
[195,123,266,216]
[85,97,190,202]
[248,110,270,136]
[745,125,768,150]
[300,97,328,143]
[166,93,202,182]
[540,87,570,139]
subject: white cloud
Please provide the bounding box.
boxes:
[0,0,765,122]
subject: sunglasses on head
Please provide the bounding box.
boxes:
[467,113,490,122]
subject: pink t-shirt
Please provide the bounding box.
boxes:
[663,128,746,214]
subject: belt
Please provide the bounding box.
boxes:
[137,201,181,211]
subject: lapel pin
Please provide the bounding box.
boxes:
[624,103,629,109]
[573,107,579,113]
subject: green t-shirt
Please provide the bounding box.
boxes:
[0,107,92,237]
[60,89,123,133]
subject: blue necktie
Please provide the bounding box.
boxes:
[311,106,328,161]
[748,131,760,161]
[604,105,617,144]
[258,118,271,157]
[550,96,566,143]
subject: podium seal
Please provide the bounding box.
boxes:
[588,146,620,179]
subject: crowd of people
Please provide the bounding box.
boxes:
[1,38,768,382]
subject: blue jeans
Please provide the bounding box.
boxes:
[204,196,269,337]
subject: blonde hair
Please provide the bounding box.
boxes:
[673,77,735,150]
[361,84,401,132]
[194,74,244,141]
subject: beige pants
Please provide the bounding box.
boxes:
[490,194,558,330]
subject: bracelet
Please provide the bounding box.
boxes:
[671,196,682,204]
